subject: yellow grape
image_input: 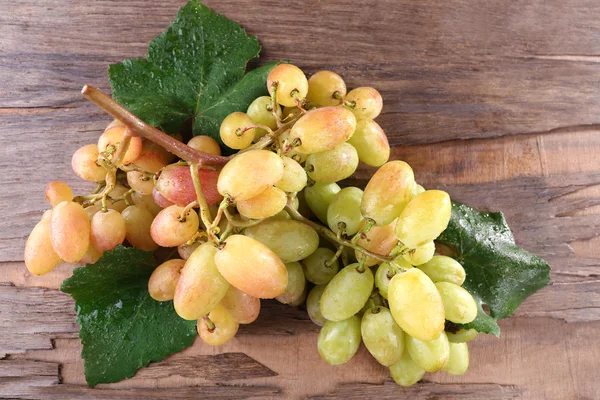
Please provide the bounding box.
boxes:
[237,186,287,219]
[121,205,158,251]
[306,70,346,106]
[447,328,478,343]
[361,161,415,226]
[346,87,383,119]
[267,64,309,107]
[361,306,405,366]
[24,211,60,275]
[214,235,288,298]
[320,263,374,321]
[327,187,364,236]
[244,220,319,263]
[275,157,307,193]
[177,240,202,260]
[276,262,306,305]
[355,220,398,267]
[79,243,102,265]
[105,118,124,131]
[443,342,469,375]
[375,260,413,299]
[45,181,73,207]
[197,304,239,346]
[130,140,170,173]
[217,150,284,201]
[406,332,450,372]
[90,209,126,252]
[347,118,390,167]
[174,243,229,320]
[412,183,425,197]
[127,171,154,195]
[247,96,278,141]
[418,255,466,286]
[220,286,260,324]
[97,126,142,165]
[402,240,435,265]
[50,201,90,263]
[389,350,426,387]
[148,259,185,301]
[71,144,106,182]
[289,106,357,154]
[187,135,222,156]
[435,282,478,324]
[306,284,328,326]
[131,192,163,217]
[302,247,339,285]
[388,268,444,341]
[306,142,359,183]
[394,190,452,248]
[317,316,361,365]
[220,112,255,150]
[150,205,199,247]
[85,202,102,220]
[105,185,130,213]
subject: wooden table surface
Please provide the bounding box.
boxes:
[1,0,599,399]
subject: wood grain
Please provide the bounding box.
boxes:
[1,0,599,398]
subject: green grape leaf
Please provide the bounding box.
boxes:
[437,203,551,336]
[107,0,278,151]
[61,246,197,387]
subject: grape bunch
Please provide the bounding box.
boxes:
[24,63,478,386]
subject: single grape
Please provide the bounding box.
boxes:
[346,87,383,119]
[306,142,359,183]
[320,263,374,321]
[244,220,319,263]
[187,135,222,156]
[217,150,284,201]
[220,112,256,149]
[289,106,357,154]
[361,161,415,226]
[174,243,229,320]
[388,268,444,341]
[357,291,385,317]
[347,118,390,167]
[156,164,222,206]
[412,183,425,197]
[130,140,170,173]
[306,285,328,326]
[247,96,278,141]
[97,126,143,165]
[318,316,361,365]
[71,144,106,182]
[266,209,291,221]
[288,285,307,307]
[148,259,185,301]
[177,240,202,260]
[402,240,435,266]
[198,304,239,346]
[84,202,102,220]
[78,243,102,265]
[50,201,90,263]
[302,247,339,285]
[237,186,287,220]
[24,211,60,275]
[90,209,126,252]
[152,187,174,208]
[418,255,466,286]
[361,306,405,366]
[435,282,477,324]
[220,286,261,324]
[127,171,154,195]
[394,190,452,248]
[214,235,288,299]
[389,350,425,387]
[121,205,158,251]
[355,220,398,267]
[276,262,306,305]
[306,70,346,106]
[267,64,309,107]
[105,185,131,213]
[447,328,478,343]
[45,181,73,207]
[150,205,200,247]
[406,332,450,372]
[304,182,341,224]
[142,139,178,164]
[281,106,303,121]
[275,157,307,193]
[375,259,413,299]
[105,118,124,131]
[131,192,163,217]
[327,187,364,236]
[444,342,469,375]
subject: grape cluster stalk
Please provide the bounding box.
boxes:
[25,64,478,386]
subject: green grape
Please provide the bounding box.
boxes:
[148,259,185,301]
[25,211,60,276]
[289,106,357,154]
[174,243,229,320]
[346,118,390,167]
[90,209,126,252]
[412,183,425,197]
[247,95,278,141]
[267,64,309,107]
[306,70,346,106]
[327,187,364,235]
[320,263,374,321]
[447,328,478,343]
[375,259,412,299]
[215,235,288,299]
[304,182,341,224]
[346,87,383,119]
[357,291,385,317]
[121,205,159,251]
[217,150,284,201]
[237,186,287,219]
[402,240,435,266]
[266,209,291,221]
[355,220,398,267]
[406,331,450,372]
[388,268,444,341]
[220,286,261,324]
[418,255,466,286]
[45,181,73,207]
[361,161,415,226]
[288,285,307,307]
[50,201,90,263]
[306,285,328,326]
[275,156,307,193]
[317,316,361,365]
[98,125,142,165]
[306,143,359,183]
[187,135,222,155]
[443,342,469,375]
[150,205,200,247]
[389,350,425,387]
[244,220,319,263]
[395,190,452,248]
[302,247,339,284]
[71,144,106,182]
[361,306,405,366]
[220,112,255,150]
[197,304,239,346]
[276,262,306,305]
[435,282,478,324]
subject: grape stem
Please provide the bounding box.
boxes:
[222,207,264,228]
[284,204,394,263]
[189,163,216,242]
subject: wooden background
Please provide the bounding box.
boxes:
[1,0,599,398]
